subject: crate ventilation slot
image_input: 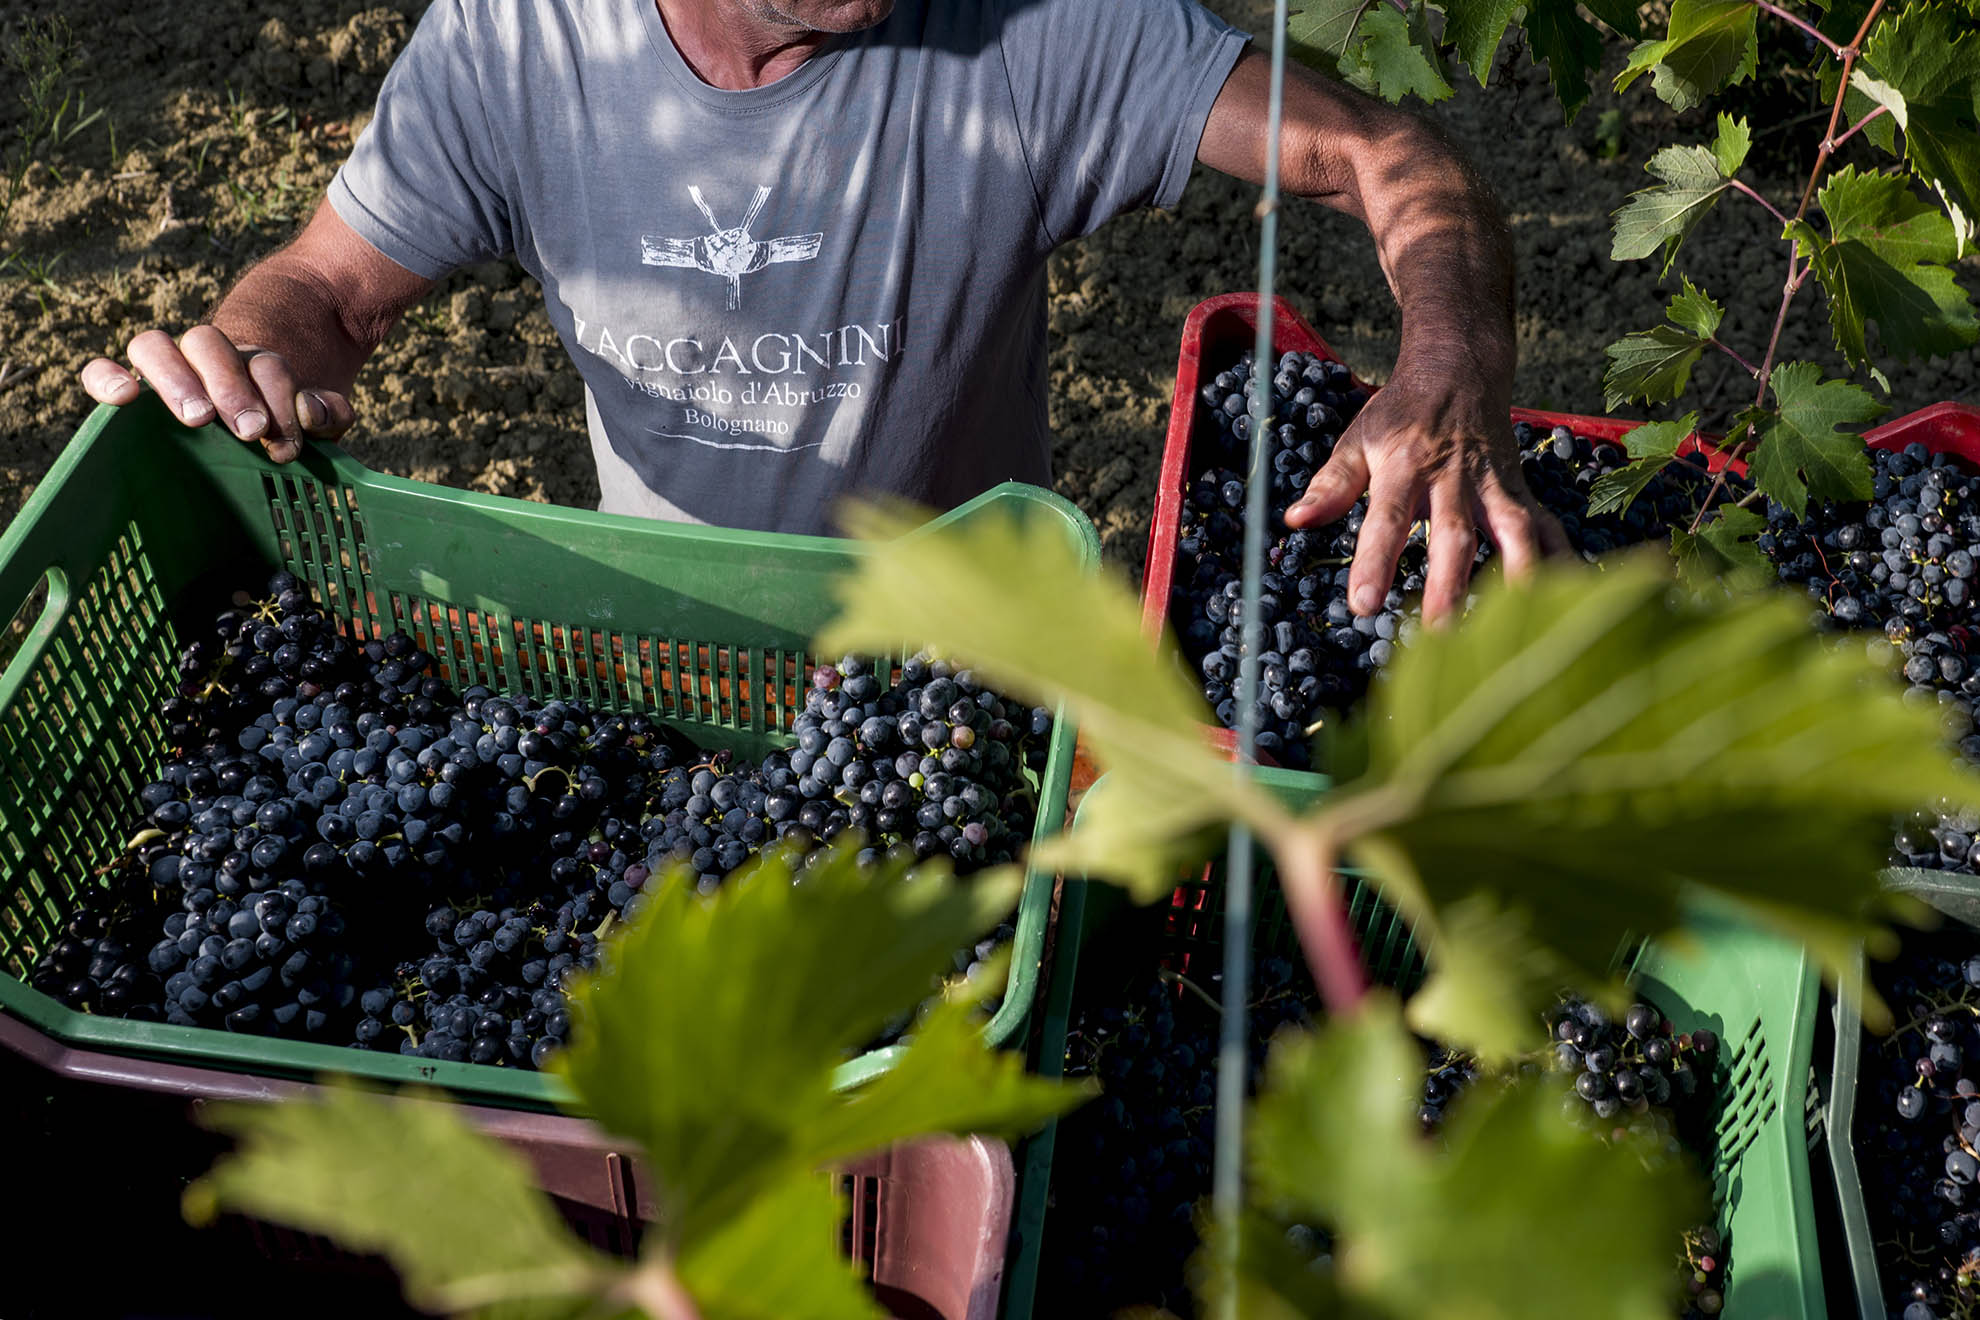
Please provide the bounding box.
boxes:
[1712,1018,1776,1193]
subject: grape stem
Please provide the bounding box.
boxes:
[1708,338,1760,378]
[96,827,170,876]
[1828,104,1889,153]
[524,765,572,794]
[1727,178,1790,229]
[1160,966,1228,1016]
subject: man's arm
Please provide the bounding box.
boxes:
[80,198,435,462]
[1197,51,1565,623]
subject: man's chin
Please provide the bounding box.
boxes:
[764,0,896,33]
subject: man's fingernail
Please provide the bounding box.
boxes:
[1352,586,1380,614]
[297,392,325,430]
[234,409,267,438]
[179,397,214,424]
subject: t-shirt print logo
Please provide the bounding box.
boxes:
[639,185,824,310]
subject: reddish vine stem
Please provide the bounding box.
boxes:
[1829,104,1890,153]
[1275,837,1370,1016]
[1751,0,1845,54]
[1794,0,1889,222]
[1685,0,1885,533]
[1710,338,1760,377]
[1684,252,1803,531]
[1729,178,1791,228]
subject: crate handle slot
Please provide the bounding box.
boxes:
[0,567,71,715]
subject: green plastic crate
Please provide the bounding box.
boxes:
[0,395,1095,1107]
[1823,870,1980,1320]
[1002,774,1828,1320]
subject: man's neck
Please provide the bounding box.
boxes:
[654,0,834,90]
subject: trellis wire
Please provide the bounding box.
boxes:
[1212,0,1291,1307]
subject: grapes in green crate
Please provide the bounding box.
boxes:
[30,570,1055,1067]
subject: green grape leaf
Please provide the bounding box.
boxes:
[1286,0,1380,77]
[1524,0,1608,121]
[1253,996,1422,1206]
[1748,362,1883,518]
[1444,0,1525,82]
[1622,417,1695,463]
[1786,166,1980,364]
[1319,554,1974,1057]
[1710,113,1753,178]
[796,995,1096,1169]
[186,850,1077,1320]
[1671,504,1774,593]
[1601,280,1725,410]
[1611,144,1735,271]
[1615,0,1760,113]
[555,848,1069,1244]
[1195,1209,1349,1320]
[1028,771,1226,903]
[1856,4,1980,252]
[675,1176,882,1320]
[1861,8,1980,106]
[1602,326,1708,410]
[1837,70,1902,155]
[1587,416,1697,517]
[1345,4,1455,103]
[187,1085,626,1320]
[1247,997,1703,1318]
[1579,0,1645,39]
[1402,889,1599,1059]
[821,499,1296,903]
[1667,275,1726,338]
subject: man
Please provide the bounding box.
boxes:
[79,0,1558,623]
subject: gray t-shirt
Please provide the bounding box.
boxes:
[330,0,1249,535]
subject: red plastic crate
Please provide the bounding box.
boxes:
[1864,400,1980,460]
[0,1011,1013,1320]
[1142,293,1747,639]
[1141,293,1907,761]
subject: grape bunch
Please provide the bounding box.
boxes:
[1503,997,1725,1319]
[1511,419,1734,559]
[1856,934,1980,1319]
[1040,953,1314,1316]
[28,573,1053,1070]
[1417,1044,1480,1129]
[1761,442,1980,874]
[1548,997,1718,1123]
[635,653,1046,889]
[1169,350,1742,767]
[1040,919,1732,1319]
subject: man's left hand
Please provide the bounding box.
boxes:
[1284,369,1568,626]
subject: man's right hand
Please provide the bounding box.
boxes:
[80,326,356,464]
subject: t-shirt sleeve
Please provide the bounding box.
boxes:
[328,0,512,280]
[997,0,1250,245]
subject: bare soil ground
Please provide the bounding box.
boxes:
[1,0,1973,578]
